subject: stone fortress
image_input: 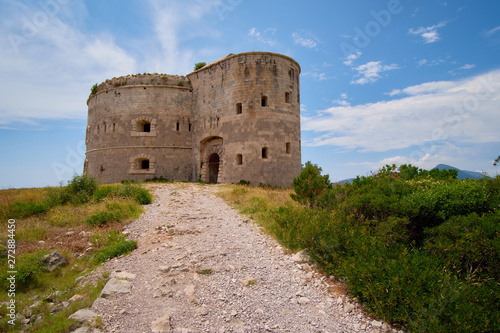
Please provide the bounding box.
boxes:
[84,52,301,187]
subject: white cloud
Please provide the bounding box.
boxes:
[484,25,500,37]
[0,0,226,126]
[248,27,278,47]
[409,21,447,43]
[303,72,327,81]
[343,51,362,66]
[291,31,319,48]
[460,64,476,70]
[351,61,399,85]
[303,69,500,152]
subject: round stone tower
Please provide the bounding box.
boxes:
[85,74,194,184]
[85,52,301,186]
[187,52,301,186]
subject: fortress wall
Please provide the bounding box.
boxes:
[86,79,194,183]
[188,52,301,186]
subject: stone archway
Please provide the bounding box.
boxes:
[200,136,224,183]
[208,153,220,184]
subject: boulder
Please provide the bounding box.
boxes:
[100,278,132,298]
[41,251,68,272]
[68,309,98,323]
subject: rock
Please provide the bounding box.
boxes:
[290,249,307,263]
[297,297,310,305]
[69,309,98,323]
[70,327,90,333]
[158,265,171,273]
[69,294,84,303]
[183,284,195,296]
[100,278,132,298]
[41,251,68,272]
[344,303,356,313]
[151,314,172,332]
[110,271,136,280]
[372,320,383,328]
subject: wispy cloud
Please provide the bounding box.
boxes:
[459,64,476,70]
[303,70,500,152]
[351,61,399,85]
[248,27,278,47]
[484,25,500,37]
[0,0,226,126]
[409,21,448,43]
[291,31,319,48]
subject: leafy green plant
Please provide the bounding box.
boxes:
[290,161,332,208]
[90,83,98,96]
[194,62,206,71]
[93,231,137,263]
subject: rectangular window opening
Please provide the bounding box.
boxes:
[113,123,116,132]
[188,123,192,132]
[261,96,268,107]
[143,123,151,132]
[141,160,150,170]
[285,92,291,103]
[176,122,180,131]
[236,154,243,165]
[286,142,291,154]
[236,103,243,114]
[262,147,268,159]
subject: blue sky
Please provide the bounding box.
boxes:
[1,0,499,188]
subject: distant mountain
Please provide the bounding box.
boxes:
[433,164,486,180]
[337,164,486,183]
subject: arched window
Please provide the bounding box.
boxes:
[131,117,156,137]
[129,154,155,174]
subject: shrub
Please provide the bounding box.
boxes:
[93,183,153,205]
[85,211,120,227]
[290,161,332,208]
[93,231,137,263]
[0,252,42,292]
[67,174,97,204]
[194,62,206,71]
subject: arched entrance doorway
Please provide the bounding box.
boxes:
[208,153,220,184]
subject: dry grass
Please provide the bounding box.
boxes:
[216,184,297,232]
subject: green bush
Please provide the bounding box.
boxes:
[194,62,206,71]
[290,162,332,208]
[0,252,42,292]
[67,174,97,203]
[276,165,500,331]
[93,231,137,263]
[85,211,120,227]
[93,183,152,205]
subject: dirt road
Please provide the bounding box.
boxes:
[91,183,394,333]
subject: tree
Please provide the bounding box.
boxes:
[494,156,500,166]
[290,161,332,208]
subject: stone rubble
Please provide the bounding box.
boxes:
[88,183,403,332]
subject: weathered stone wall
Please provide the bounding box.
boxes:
[85,52,301,186]
[86,77,194,184]
[188,52,301,187]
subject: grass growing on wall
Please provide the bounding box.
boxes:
[0,175,152,332]
[219,165,500,332]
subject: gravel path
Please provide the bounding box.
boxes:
[91,183,397,333]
